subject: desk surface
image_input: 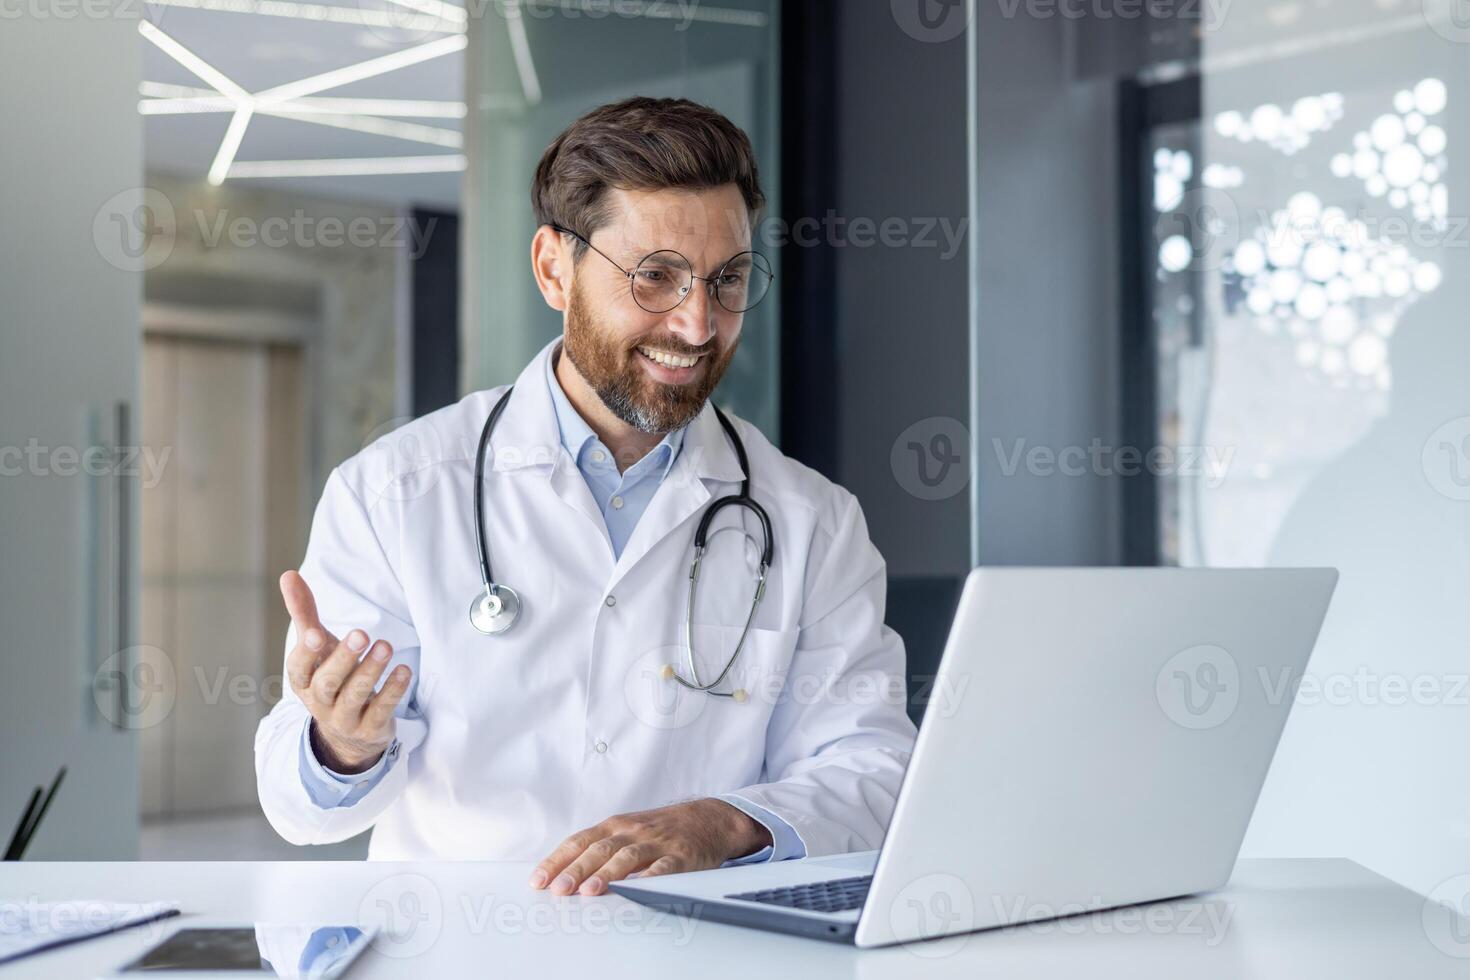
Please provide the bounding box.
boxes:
[1,858,1466,978]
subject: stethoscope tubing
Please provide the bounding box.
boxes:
[470,383,775,698]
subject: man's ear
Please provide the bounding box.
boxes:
[531,225,572,312]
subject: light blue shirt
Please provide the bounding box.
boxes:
[297,346,805,862]
[542,345,684,560]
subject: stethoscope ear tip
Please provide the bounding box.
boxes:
[659,663,677,680]
[732,688,748,703]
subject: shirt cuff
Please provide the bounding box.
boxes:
[717,794,807,864]
[297,718,397,809]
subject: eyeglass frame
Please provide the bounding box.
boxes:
[548,223,773,315]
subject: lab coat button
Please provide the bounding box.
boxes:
[605,595,617,607]
[594,740,608,754]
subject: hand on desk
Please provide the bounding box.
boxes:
[530,799,773,897]
[281,570,413,774]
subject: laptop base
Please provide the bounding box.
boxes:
[608,883,858,944]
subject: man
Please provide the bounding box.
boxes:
[255,97,916,898]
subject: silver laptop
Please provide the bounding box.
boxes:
[611,566,1338,947]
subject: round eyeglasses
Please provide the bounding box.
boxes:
[552,224,774,315]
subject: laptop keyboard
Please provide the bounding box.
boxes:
[725,874,873,914]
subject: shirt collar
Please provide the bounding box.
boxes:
[545,339,686,480]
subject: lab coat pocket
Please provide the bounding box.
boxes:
[660,623,798,799]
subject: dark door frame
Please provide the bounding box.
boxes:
[1117,74,1200,566]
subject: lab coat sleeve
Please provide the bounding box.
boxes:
[254,467,428,846]
[296,719,397,809]
[724,489,918,857]
[717,795,806,863]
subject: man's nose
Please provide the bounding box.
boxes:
[663,279,718,347]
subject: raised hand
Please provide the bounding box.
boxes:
[280,570,412,774]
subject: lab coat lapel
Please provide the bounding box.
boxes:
[607,401,746,589]
[490,339,610,549]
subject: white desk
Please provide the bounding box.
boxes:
[2,859,1465,978]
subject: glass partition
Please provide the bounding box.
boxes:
[1146,6,1470,896]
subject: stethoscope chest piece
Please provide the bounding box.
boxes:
[469,585,521,635]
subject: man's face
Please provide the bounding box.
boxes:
[562,184,751,434]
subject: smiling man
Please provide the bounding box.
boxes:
[254,97,917,896]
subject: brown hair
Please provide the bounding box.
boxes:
[531,97,765,258]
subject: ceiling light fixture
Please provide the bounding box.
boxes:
[228,155,468,178]
[139,25,468,182]
[144,0,462,33]
[251,34,468,106]
[503,1,543,105]
[140,83,468,119]
[257,108,463,147]
[139,22,256,184]
[381,0,467,28]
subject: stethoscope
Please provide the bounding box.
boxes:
[468,385,775,701]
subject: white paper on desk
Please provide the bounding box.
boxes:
[0,899,181,964]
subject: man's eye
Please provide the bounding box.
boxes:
[639,269,668,283]
[719,272,746,286]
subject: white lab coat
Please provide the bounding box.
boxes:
[255,338,917,860]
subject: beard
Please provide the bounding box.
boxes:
[561,279,737,434]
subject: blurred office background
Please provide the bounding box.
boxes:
[2,0,1467,906]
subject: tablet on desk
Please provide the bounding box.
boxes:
[110,924,377,979]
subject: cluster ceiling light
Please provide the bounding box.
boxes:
[1156,82,1450,404]
[1212,92,1345,155]
[1329,77,1448,228]
[1154,146,1193,212]
[1154,148,1246,217]
[1224,190,1441,394]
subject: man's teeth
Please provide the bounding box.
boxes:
[638,347,700,369]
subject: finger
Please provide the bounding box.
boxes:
[580,842,658,896]
[336,640,393,714]
[552,836,624,896]
[639,855,684,879]
[309,629,371,706]
[362,664,412,731]
[529,829,601,891]
[286,624,337,696]
[285,642,319,695]
[281,572,336,693]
